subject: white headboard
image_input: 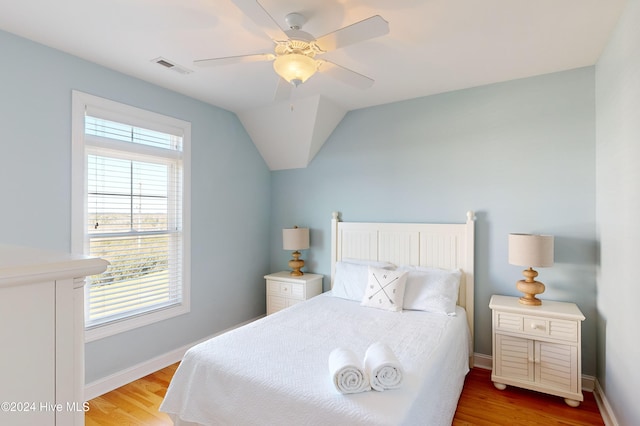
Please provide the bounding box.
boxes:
[330,211,475,360]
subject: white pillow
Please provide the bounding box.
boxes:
[399,266,462,315]
[332,260,395,301]
[361,267,407,312]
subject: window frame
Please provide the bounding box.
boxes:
[71,91,191,342]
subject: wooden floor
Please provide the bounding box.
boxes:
[452,368,604,426]
[85,363,178,426]
[86,365,604,425]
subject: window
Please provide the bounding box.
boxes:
[72,91,190,341]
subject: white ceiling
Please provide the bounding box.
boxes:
[0,0,626,169]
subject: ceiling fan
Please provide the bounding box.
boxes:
[194,0,389,100]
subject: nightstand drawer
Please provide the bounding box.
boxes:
[495,312,578,342]
[267,280,304,300]
[524,317,548,336]
[266,280,279,294]
[495,312,523,332]
[548,319,578,342]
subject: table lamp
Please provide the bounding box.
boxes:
[508,233,554,306]
[283,226,310,276]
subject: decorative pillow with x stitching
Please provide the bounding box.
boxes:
[361,266,407,312]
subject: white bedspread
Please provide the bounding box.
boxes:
[160,293,470,426]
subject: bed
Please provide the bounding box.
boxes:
[160,211,475,426]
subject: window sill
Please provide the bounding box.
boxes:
[85,302,190,342]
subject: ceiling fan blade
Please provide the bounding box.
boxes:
[274,77,293,101]
[231,0,288,41]
[315,15,389,52]
[193,53,274,67]
[318,61,374,89]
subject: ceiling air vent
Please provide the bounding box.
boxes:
[151,57,193,75]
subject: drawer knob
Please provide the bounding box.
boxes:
[530,323,545,330]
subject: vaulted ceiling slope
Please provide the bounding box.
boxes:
[0,0,626,170]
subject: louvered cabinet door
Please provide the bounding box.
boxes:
[494,334,534,382]
[536,341,579,394]
[489,295,585,407]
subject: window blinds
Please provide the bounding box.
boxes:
[84,116,184,328]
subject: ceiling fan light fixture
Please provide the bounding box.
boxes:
[273,53,318,86]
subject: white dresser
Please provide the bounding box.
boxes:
[489,294,585,407]
[264,271,323,315]
[0,244,108,426]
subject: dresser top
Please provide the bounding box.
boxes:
[0,244,108,287]
[265,271,323,283]
[490,294,585,321]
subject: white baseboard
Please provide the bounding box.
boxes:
[581,374,595,392]
[472,352,492,370]
[594,379,619,426]
[84,315,264,400]
[473,352,596,392]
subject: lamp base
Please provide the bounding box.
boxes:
[289,251,305,276]
[516,268,545,306]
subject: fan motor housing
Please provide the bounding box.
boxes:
[276,40,318,56]
[284,12,306,30]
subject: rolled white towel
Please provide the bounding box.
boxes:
[328,348,371,394]
[364,342,404,391]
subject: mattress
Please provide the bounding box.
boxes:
[160,292,470,426]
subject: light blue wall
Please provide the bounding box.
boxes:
[270,68,597,374]
[595,0,640,424]
[0,30,272,383]
[0,22,603,388]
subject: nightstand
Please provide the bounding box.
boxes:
[264,271,323,315]
[489,294,585,407]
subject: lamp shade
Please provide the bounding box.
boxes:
[283,227,310,251]
[508,234,554,267]
[273,53,318,86]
